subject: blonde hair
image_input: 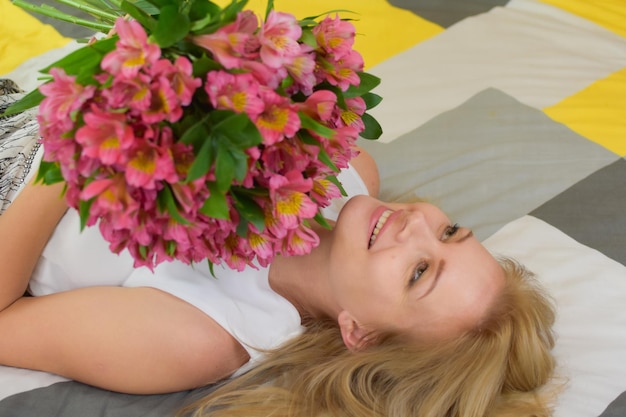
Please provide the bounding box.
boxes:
[180,258,557,417]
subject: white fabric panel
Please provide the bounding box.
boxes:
[484,215,626,417]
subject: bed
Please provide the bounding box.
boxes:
[1,0,625,415]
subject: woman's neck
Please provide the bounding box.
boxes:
[268,228,339,322]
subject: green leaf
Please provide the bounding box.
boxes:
[200,182,230,219]
[36,161,65,184]
[142,0,178,10]
[179,114,211,149]
[138,245,148,260]
[220,115,263,149]
[186,132,215,181]
[313,210,332,230]
[190,13,213,31]
[215,143,235,192]
[221,0,247,23]
[212,111,247,134]
[300,9,356,21]
[1,88,45,116]
[166,240,176,256]
[152,5,190,47]
[236,218,249,237]
[120,0,157,31]
[326,174,347,196]
[42,37,117,78]
[229,148,249,182]
[359,112,383,139]
[159,185,190,224]
[207,259,217,278]
[192,54,221,77]
[189,0,220,21]
[317,148,339,172]
[129,0,160,14]
[78,197,95,230]
[298,113,335,138]
[233,192,265,232]
[299,27,317,48]
[264,0,273,19]
[344,72,381,99]
[361,92,383,110]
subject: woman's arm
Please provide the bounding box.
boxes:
[0,180,67,311]
[350,147,380,198]
[0,285,249,393]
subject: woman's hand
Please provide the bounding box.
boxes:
[0,179,68,311]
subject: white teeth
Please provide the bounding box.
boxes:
[369,209,393,248]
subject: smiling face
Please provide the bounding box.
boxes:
[327,195,505,347]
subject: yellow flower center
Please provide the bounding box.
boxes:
[276,192,303,216]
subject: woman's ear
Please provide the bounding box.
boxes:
[338,310,373,352]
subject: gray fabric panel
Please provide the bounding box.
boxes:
[358,88,620,241]
[387,0,510,27]
[598,390,626,417]
[532,159,626,266]
[0,381,216,417]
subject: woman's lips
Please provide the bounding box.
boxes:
[368,207,395,248]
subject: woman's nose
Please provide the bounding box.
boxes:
[396,209,432,243]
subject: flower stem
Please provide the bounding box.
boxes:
[11,0,115,31]
[49,0,121,21]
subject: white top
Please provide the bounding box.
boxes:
[29,164,369,373]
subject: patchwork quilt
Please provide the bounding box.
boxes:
[0,0,625,416]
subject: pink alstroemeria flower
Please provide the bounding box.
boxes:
[221,234,252,272]
[313,15,356,59]
[310,178,342,207]
[101,18,161,78]
[247,230,274,261]
[75,106,136,166]
[282,225,320,256]
[205,71,264,118]
[258,11,302,68]
[125,146,177,190]
[81,175,139,229]
[254,88,300,145]
[269,170,317,229]
[317,49,363,91]
[152,56,201,106]
[38,68,95,130]
[285,51,316,94]
[102,72,152,111]
[299,90,338,122]
[142,73,183,123]
[192,10,259,69]
[332,96,366,132]
[123,126,179,189]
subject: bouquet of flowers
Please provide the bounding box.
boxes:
[6,0,382,271]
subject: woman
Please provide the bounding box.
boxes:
[0,81,557,416]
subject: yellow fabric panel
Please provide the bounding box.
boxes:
[214,0,443,68]
[0,0,70,74]
[539,0,626,39]
[544,67,626,156]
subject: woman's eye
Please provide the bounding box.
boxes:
[409,263,428,286]
[443,223,460,240]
